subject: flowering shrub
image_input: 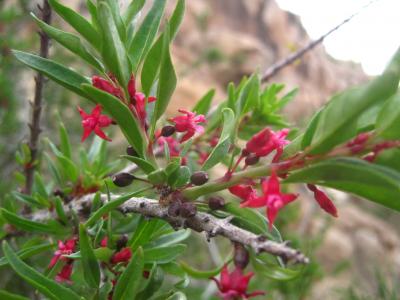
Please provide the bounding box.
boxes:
[2,0,400,299]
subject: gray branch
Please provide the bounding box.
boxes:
[31,193,309,265]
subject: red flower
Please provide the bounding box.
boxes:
[211,265,264,300]
[238,172,298,229]
[170,109,206,142]
[78,104,113,142]
[55,262,74,283]
[157,136,181,157]
[307,184,338,217]
[228,185,258,204]
[49,238,76,269]
[111,247,132,264]
[92,76,122,99]
[100,237,108,248]
[245,128,289,162]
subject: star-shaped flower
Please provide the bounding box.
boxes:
[49,238,76,269]
[211,265,264,300]
[169,109,206,142]
[78,104,113,142]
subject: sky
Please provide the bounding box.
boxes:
[275,0,400,75]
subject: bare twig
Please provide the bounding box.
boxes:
[30,194,310,265]
[24,0,52,195]
[261,0,378,82]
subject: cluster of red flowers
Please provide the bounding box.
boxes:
[211,265,264,300]
[48,238,76,283]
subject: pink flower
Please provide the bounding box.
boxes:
[211,265,264,300]
[111,247,132,264]
[130,92,156,127]
[100,237,108,248]
[228,185,258,204]
[245,128,290,162]
[78,104,113,142]
[170,109,206,142]
[157,136,181,157]
[92,76,122,99]
[238,172,298,229]
[55,262,74,283]
[307,184,338,217]
[49,238,76,269]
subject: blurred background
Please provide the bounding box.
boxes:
[1,0,399,299]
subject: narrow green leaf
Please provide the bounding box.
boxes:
[13,50,90,97]
[54,197,68,224]
[123,0,146,25]
[79,224,100,288]
[128,0,167,70]
[98,281,113,300]
[86,0,99,29]
[129,218,161,249]
[179,261,223,279]
[2,241,81,300]
[0,243,53,268]
[144,229,190,249]
[98,2,131,87]
[58,121,71,159]
[202,108,235,170]
[167,292,187,300]
[1,209,65,234]
[173,166,191,188]
[121,155,156,174]
[286,157,400,211]
[150,25,177,134]
[0,290,30,300]
[251,256,300,281]
[32,13,103,70]
[306,47,400,154]
[85,190,147,227]
[376,93,400,139]
[375,148,400,173]
[48,0,101,50]
[147,169,167,185]
[113,247,144,300]
[192,89,215,115]
[12,191,44,208]
[143,244,186,264]
[82,84,145,157]
[136,265,164,300]
[103,0,126,42]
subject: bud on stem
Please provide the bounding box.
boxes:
[190,171,209,186]
[112,173,136,187]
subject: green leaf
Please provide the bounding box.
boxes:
[375,148,400,173]
[98,2,131,87]
[121,155,156,174]
[179,261,223,279]
[86,190,147,227]
[376,93,400,139]
[173,166,191,188]
[147,169,167,185]
[13,50,90,97]
[167,292,187,300]
[0,290,30,300]
[144,229,190,249]
[251,256,300,281]
[192,89,215,115]
[113,247,144,300]
[2,241,81,300]
[129,218,162,249]
[79,224,100,288]
[54,197,68,224]
[31,13,103,70]
[306,47,400,154]
[11,191,44,208]
[58,120,71,159]
[102,0,126,42]
[0,243,53,268]
[123,0,146,25]
[150,25,177,134]
[202,108,235,170]
[1,209,65,235]
[82,84,146,157]
[286,157,400,211]
[128,0,167,70]
[48,0,101,50]
[136,265,164,300]
[143,244,186,264]
[98,281,113,300]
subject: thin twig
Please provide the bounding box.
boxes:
[24,0,52,195]
[261,0,378,82]
[30,194,310,265]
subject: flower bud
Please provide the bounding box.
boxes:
[234,242,249,269]
[208,196,225,210]
[245,153,259,165]
[161,125,176,137]
[126,146,138,157]
[179,202,197,218]
[112,173,135,187]
[168,201,182,217]
[190,171,209,186]
[241,149,250,157]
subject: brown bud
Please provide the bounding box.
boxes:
[241,149,250,157]
[116,234,128,250]
[112,173,135,187]
[190,171,209,186]
[53,188,64,198]
[208,196,225,210]
[168,200,182,217]
[234,242,249,269]
[126,146,138,157]
[179,202,197,218]
[245,153,259,165]
[161,125,176,137]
